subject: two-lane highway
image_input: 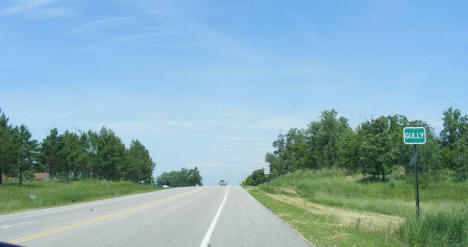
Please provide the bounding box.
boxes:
[0,186,311,247]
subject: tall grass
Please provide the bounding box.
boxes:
[400,210,468,247]
[0,179,159,214]
[262,169,468,217]
[257,168,468,246]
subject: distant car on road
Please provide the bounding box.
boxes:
[219,180,227,186]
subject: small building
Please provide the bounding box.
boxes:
[34,173,49,180]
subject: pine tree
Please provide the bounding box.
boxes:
[0,109,11,184]
[15,125,38,185]
[126,140,155,184]
[39,128,65,180]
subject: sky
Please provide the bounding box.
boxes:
[1,0,467,185]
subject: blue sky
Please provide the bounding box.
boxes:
[1,0,467,185]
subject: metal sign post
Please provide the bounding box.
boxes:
[266,176,269,190]
[264,166,271,191]
[403,127,426,218]
[414,144,419,218]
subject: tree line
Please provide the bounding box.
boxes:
[0,108,156,185]
[245,107,468,185]
[156,167,203,187]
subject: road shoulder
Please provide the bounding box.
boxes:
[246,186,403,247]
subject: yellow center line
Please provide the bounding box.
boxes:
[8,188,204,245]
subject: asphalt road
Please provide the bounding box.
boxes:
[0,186,311,247]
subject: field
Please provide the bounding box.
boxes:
[246,169,468,246]
[0,179,160,214]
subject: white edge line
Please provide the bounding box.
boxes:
[200,187,229,247]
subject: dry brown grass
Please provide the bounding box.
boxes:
[277,186,297,194]
[266,192,404,232]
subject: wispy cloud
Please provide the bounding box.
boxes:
[68,16,131,35]
[114,31,181,42]
[68,15,196,51]
[0,0,78,18]
[57,2,262,59]
[0,0,57,15]
[141,4,262,62]
[185,22,261,62]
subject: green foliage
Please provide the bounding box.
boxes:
[439,107,468,177]
[38,128,65,179]
[337,128,361,172]
[440,107,463,149]
[0,108,156,185]
[312,110,351,168]
[400,211,468,247]
[36,127,155,183]
[156,167,202,187]
[454,136,468,181]
[244,107,468,245]
[14,125,39,185]
[124,140,156,184]
[60,131,84,180]
[263,109,352,181]
[244,168,267,186]
[357,115,409,181]
[0,109,12,184]
[247,108,466,183]
[94,127,127,180]
[0,109,23,184]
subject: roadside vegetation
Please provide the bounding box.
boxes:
[245,107,468,246]
[0,107,205,213]
[156,167,203,187]
[247,169,468,246]
[0,179,160,214]
[0,108,156,185]
[261,169,467,218]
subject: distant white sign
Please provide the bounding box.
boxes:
[264,167,270,175]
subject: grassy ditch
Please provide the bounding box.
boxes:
[400,211,468,247]
[248,187,401,247]
[0,179,160,214]
[246,169,468,246]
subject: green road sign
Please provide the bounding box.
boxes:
[403,127,426,144]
